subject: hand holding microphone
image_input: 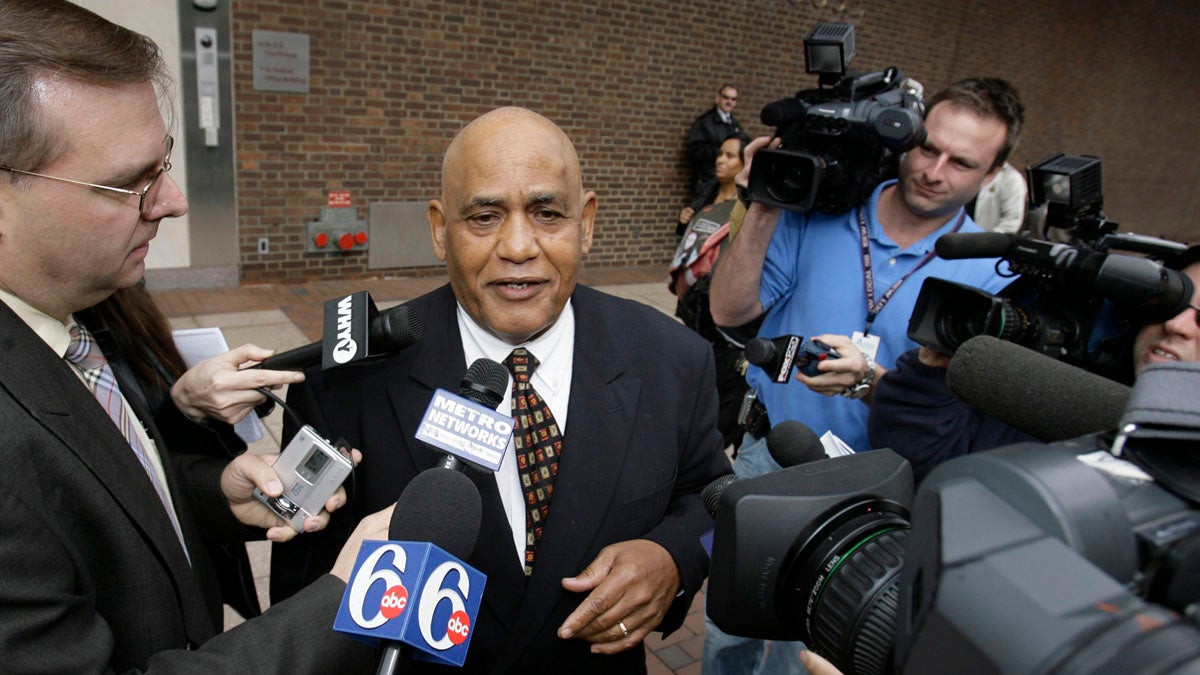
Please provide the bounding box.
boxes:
[241,294,426,537]
[744,333,875,398]
[258,294,424,372]
[331,502,398,583]
[171,342,304,424]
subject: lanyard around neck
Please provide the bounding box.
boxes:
[856,206,966,335]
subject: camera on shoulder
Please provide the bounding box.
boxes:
[747,23,926,214]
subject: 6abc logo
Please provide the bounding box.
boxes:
[345,542,477,651]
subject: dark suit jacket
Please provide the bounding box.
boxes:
[272,284,730,673]
[0,300,373,673]
[77,305,264,620]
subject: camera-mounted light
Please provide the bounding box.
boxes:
[1027,153,1109,238]
[1028,153,1102,212]
[804,23,855,82]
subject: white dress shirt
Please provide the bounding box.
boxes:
[457,302,576,566]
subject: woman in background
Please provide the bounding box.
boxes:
[668,132,757,448]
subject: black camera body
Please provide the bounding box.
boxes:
[707,410,1200,674]
[898,435,1200,674]
[747,23,925,214]
[908,155,1192,384]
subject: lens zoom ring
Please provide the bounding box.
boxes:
[810,529,908,675]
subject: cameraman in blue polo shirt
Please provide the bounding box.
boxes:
[704,77,1024,675]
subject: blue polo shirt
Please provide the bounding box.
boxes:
[748,179,1010,452]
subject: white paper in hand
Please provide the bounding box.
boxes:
[172,327,266,443]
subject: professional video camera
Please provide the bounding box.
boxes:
[747,23,926,214]
[907,154,1192,384]
[706,363,1200,674]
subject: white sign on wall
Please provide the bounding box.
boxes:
[252,29,310,93]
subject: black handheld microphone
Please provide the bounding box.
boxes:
[259,295,423,371]
[745,335,803,383]
[946,335,1131,442]
[746,335,841,381]
[374,468,483,675]
[457,358,508,410]
[434,358,510,473]
[702,474,738,518]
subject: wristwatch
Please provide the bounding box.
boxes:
[841,352,876,399]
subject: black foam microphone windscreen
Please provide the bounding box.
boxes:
[946,336,1131,442]
[701,420,828,518]
[388,468,482,559]
[743,338,779,367]
[766,420,827,467]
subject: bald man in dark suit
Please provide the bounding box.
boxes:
[272,106,730,673]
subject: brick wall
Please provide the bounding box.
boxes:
[233,0,1200,283]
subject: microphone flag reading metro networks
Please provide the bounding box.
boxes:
[415,359,514,473]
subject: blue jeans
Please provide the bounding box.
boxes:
[702,434,808,675]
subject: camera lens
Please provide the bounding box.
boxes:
[767,161,817,206]
[780,499,909,675]
[934,299,1037,351]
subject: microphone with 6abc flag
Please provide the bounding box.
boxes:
[333,358,513,672]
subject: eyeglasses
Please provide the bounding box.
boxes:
[721,93,738,101]
[1,135,173,218]
[1190,303,1200,327]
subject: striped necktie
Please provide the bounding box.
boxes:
[65,322,190,563]
[504,348,563,576]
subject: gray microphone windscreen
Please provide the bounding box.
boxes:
[947,336,1131,442]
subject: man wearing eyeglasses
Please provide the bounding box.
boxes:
[686,83,744,199]
[0,1,389,672]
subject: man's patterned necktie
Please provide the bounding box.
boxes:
[503,348,563,576]
[65,322,190,562]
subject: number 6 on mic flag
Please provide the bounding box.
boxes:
[334,540,486,667]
